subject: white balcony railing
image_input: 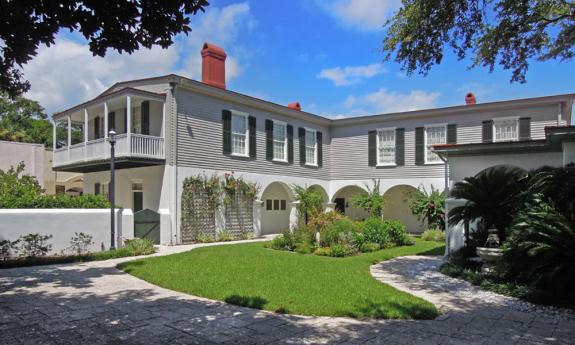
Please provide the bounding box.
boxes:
[53,134,165,167]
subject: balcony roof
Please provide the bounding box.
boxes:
[53,87,166,120]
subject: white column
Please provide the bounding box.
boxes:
[126,96,132,152]
[84,109,89,161]
[253,200,264,237]
[324,202,336,212]
[67,116,71,148]
[52,120,57,151]
[104,102,109,139]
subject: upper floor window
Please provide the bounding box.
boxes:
[231,113,248,156]
[305,128,317,166]
[273,121,287,161]
[425,124,446,164]
[377,128,395,165]
[493,117,518,142]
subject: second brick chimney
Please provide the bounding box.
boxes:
[465,92,476,105]
[201,43,227,89]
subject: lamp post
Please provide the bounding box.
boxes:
[108,130,116,250]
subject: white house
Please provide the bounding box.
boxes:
[50,42,575,246]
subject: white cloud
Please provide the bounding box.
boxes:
[23,2,256,113]
[317,63,385,86]
[316,0,402,32]
[344,88,440,115]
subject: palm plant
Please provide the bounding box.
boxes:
[292,185,323,224]
[352,179,386,219]
[502,197,575,306]
[448,166,527,245]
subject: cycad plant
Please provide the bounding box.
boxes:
[502,197,575,306]
[448,166,527,245]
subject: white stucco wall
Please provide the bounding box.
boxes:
[0,208,133,255]
[0,141,45,187]
[382,185,426,233]
[261,182,291,234]
[448,151,563,185]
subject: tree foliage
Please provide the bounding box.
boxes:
[352,180,386,219]
[0,0,210,97]
[293,185,324,224]
[382,0,575,83]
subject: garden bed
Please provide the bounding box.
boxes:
[119,239,444,319]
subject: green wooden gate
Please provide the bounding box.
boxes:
[134,209,160,244]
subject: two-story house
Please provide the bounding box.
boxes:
[51,43,575,246]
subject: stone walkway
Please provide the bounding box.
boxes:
[1,242,574,345]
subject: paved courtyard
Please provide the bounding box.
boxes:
[1,242,574,344]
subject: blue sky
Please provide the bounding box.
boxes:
[23,0,574,118]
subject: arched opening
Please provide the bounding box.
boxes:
[331,185,369,220]
[308,184,329,204]
[382,185,423,234]
[260,182,293,235]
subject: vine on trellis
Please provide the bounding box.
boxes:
[180,173,260,242]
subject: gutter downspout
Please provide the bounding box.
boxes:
[436,150,450,257]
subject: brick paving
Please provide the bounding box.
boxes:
[1,243,574,344]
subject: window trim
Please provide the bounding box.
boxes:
[424,123,447,165]
[492,116,520,143]
[272,119,288,162]
[230,111,250,158]
[376,127,396,167]
[304,127,318,167]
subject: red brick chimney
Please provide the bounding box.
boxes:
[465,92,476,105]
[288,102,301,111]
[201,43,227,89]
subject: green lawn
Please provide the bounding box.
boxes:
[119,239,444,319]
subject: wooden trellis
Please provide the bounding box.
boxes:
[181,189,216,243]
[224,192,254,237]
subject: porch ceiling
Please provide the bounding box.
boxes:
[52,157,165,173]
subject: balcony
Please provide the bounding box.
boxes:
[52,88,166,172]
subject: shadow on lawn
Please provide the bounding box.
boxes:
[224,294,267,309]
[353,298,438,320]
[417,245,445,256]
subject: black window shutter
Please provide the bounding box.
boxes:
[94,117,100,139]
[298,127,306,166]
[395,128,405,166]
[248,116,256,158]
[482,120,493,143]
[108,112,116,132]
[141,101,150,135]
[317,131,323,168]
[415,127,425,165]
[265,120,273,161]
[94,182,100,195]
[222,110,232,155]
[287,125,294,164]
[447,124,457,144]
[519,117,531,140]
[123,109,127,133]
[368,130,376,167]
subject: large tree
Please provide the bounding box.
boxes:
[0,0,209,97]
[382,0,575,83]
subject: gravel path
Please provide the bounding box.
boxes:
[1,244,574,344]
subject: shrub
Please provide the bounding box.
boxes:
[197,233,216,243]
[295,242,313,254]
[421,229,445,242]
[409,185,446,229]
[293,224,316,246]
[308,211,343,233]
[351,179,386,218]
[362,218,392,248]
[238,231,254,240]
[123,238,155,256]
[501,198,575,306]
[16,233,52,257]
[329,244,347,257]
[321,218,358,247]
[360,242,380,253]
[69,232,93,255]
[384,220,412,246]
[267,230,296,251]
[314,247,331,256]
[217,229,234,242]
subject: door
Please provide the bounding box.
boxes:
[335,198,345,214]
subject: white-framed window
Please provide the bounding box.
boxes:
[231,112,249,156]
[305,128,317,166]
[493,117,519,142]
[377,128,395,165]
[273,121,287,162]
[425,124,446,164]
